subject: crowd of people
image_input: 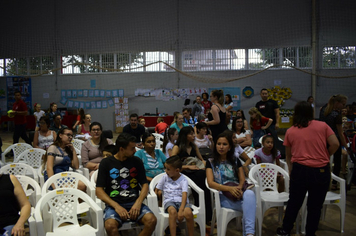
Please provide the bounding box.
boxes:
[1,89,355,236]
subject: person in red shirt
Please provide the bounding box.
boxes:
[248,107,272,148]
[11,91,31,144]
[155,117,169,135]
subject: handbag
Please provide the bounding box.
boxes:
[222,181,254,201]
[183,156,205,169]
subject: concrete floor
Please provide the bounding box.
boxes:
[1,130,355,236]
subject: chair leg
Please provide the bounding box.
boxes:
[210,209,216,236]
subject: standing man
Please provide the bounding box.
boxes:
[11,91,31,144]
[96,133,157,236]
[255,88,280,141]
[192,95,204,119]
[123,113,146,148]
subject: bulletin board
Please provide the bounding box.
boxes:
[6,76,32,111]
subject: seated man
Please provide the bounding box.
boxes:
[123,113,146,148]
[182,108,197,127]
[96,133,157,236]
[49,114,68,134]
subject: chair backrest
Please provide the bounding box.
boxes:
[0,163,39,183]
[249,163,289,192]
[35,188,102,232]
[14,148,46,169]
[72,139,85,154]
[15,175,41,207]
[90,169,98,187]
[1,143,33,163]
[152,133,164,149]
[42,171,95,198]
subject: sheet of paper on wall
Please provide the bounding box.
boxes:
[60,97,67,105]
[86,102,91,109]
[83,90,88,97]
[108,99,114,107]
[123,98,128,103]
[116,116,120,121]
[102,100,108,109]
[67,100,74,108]
[106,90,111,98]
[89,90,94,97]
[119,89,124,97]
[112,90,118,97]
[123,104,128,109]
[96,101,102,109]
[114,97,119,103]
[80,102,85,109]
[74,101,79,108]
[91,101,96,109]
[281,117,290,123]
[61,90,66,97]
[100,90,105,97]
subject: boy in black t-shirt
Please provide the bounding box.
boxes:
[96,133,157,235]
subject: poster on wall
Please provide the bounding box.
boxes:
[6,76,32,111]
[208,87,241,111]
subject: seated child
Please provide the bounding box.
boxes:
[102,144,118,158]
[155,156,194,236]
[155,117,169,135]
[254,134,285,192]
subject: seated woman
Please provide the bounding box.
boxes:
[194,122,213,149]
[81,122,113,177]
[171,126,212,223]
[194,122,213,159]
[43,127,84,190]
[77,113,91,140]
[170,113,189,133]
[33,116,57,150]
[0,174,31,236]
[229,130,253,177]
[206,132,256,236]
[236,109,250,131]
[134,133,167,182]
[232,116,253,151]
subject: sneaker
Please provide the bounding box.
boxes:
[276,227,290,236]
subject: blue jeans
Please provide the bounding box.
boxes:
[2,225,14,236]
[103,202,152,228]
[282,162,330,236]
[220,190,256,235]
[252,129,265,148]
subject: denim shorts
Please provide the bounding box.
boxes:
[1,225,14,236]
[103,202,152,227]
[164,202,191,213]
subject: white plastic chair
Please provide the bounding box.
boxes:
[31,188,104,236]
[152,133,164,150]
[14,148,46,170]
[42,172,96,200]
[42,171,101,226]
[301,173,346,234]
[16,175,41,207]
[0,163,39,183]
[205,179,244,236]
[90,169,98,187]
[147,173,206,236]
[72,139,85,153]
[15,175,41,236]
[1,143,33,164]
[249,163,291,236]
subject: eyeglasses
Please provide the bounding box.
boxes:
[63,133,73,138]
[91,129,101,132]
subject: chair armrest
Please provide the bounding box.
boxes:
[147,193,160,217]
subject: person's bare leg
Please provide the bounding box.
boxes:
[184,207,195,236]
[167,206,178,236]
[138,213,157,236]
[105,219,120,236]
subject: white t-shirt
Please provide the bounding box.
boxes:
[156,174,189,207]
[234,145,244,158]
[165,141,174,158]
[34,110,45,122]
[194,135,211,149]
[254,148,281,164]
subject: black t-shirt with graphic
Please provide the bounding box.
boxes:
[96,155,147,204]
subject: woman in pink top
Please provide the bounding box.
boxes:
[276,101,339,236]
